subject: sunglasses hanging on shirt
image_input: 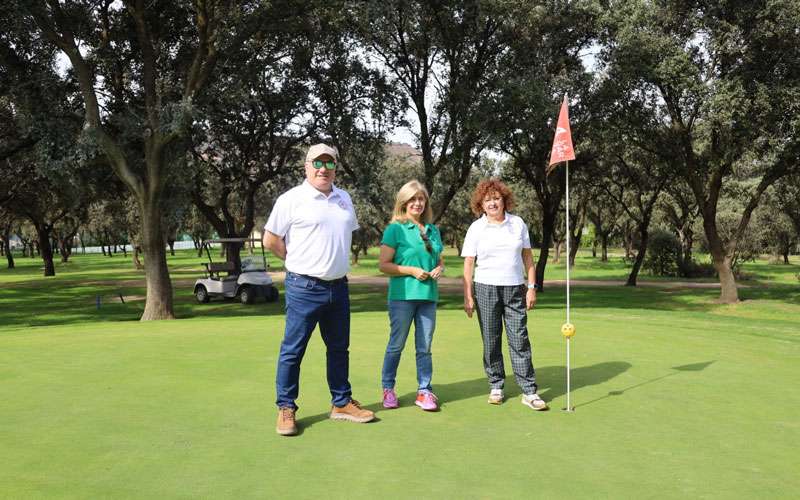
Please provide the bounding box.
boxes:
[420,229,433,254]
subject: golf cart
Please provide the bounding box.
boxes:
[194,238,279,304]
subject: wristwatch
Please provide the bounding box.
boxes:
[527,283,540,291]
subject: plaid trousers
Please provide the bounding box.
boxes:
[473,282,537,394]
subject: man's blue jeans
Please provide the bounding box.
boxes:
[381,300,436,391]
[275,272,352,409]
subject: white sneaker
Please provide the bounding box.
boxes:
[488,388,504,405]
[521,393,548,411]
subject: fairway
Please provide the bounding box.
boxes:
[1,251,799,499]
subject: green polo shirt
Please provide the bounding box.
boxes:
[381,221,443,301]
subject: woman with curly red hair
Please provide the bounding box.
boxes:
[461,178,548,411]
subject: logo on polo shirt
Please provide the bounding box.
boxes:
[337,199,349,211]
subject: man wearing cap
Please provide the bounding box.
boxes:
[263,143,375,436]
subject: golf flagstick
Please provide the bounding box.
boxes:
[548,94,576,412]
[564,160,574,412]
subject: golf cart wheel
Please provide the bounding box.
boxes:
[195,285,210,303]
[239,286,254,305]
[266,286,280,303]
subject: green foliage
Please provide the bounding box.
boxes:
[678,260,716,279]
[643,229,681,276]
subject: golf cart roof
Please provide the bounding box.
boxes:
[204,238,260,244]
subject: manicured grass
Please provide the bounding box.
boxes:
[1,250,799,498]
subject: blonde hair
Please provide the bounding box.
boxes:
[391,180,433,224]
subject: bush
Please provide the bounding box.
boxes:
[679,260,717,278]
[644,230,681,276]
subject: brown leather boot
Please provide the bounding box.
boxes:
[276,407,298,436]
[329,399,375,423]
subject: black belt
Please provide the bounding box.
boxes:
[287,272,348,285]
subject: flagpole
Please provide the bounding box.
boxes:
[550,94,576,413]
[564,159,573,412]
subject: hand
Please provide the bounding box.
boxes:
[526,288,537,310]
[429,265,443,281]
[464,296,475,318]
[412,267,430,281]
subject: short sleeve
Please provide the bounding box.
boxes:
[265,194,291,237]
[343,192,359,232]
[461,222,479,257]
[520,219,531,249]
[430,225,444,257]
[381,223,400,249]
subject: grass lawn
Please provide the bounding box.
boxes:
[1,249,799,498]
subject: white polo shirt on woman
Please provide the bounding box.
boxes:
[461,213,531,286]
[265,181,358,280]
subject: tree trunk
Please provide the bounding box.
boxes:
[783,250,790,264]
[139,198,175,320]
[224,241,243,273]
[702,212,740,302]
[133,246,144,270]
[535,210,556,292]
[626,229,648,286]
[712,254,739,303]
[4,243,13,269]
[34,223,56,277]
[167,239,175,256]
[601,234,609,262]
[1,226,14,269]
[58,238,70,262]
[569,236,580,267]
[553,242,561,263]
[625,224,650,286]
[591,240,597,258]
[568,222,584,267]
[677,227,694,271]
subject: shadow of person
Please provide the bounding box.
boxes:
[392,361,632,408]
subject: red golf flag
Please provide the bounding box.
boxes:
[547,96,575,173]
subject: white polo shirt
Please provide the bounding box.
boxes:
[461,213,531,286]
[265,181,359,280]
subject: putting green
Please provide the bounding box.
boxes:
[1,252,798,498]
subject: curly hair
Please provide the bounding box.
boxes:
[469,178,515,216]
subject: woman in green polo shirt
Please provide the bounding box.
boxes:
[378,180,444,411]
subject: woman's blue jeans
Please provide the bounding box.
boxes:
[381,300,436,391]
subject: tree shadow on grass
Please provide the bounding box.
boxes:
[574,360,714,409]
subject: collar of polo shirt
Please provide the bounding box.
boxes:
[480,212,511,225]
[302,179,340,199]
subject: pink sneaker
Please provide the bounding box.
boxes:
[415,390,439,411]
[383,388,399,409]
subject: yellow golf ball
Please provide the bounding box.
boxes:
[561,322,576,338]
